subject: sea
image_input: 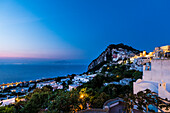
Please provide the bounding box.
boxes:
[0,58,87,84]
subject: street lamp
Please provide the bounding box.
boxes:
[80,94,84,99]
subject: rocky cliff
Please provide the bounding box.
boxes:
[88,43,140,72]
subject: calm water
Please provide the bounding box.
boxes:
[0,64,87,84]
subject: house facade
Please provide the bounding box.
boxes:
[134,59,170,100]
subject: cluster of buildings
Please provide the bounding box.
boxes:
[28,74,97,92]
[36,80,63,90]
[0,82,36,107]
[1,44,170,112]
[112,48,135,63]
[133,45,170,112]
[0,82,35,101]
[88,45,170,112]
[88,44,140,71]
[0,73,97,106]
[129,45,170,72]
[104,78,133,86]
[69,74,97,91]
[129,51,152,71]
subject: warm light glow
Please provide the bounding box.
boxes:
[79,104,83,110]
[80,94,84,99]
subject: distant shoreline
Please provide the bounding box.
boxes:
[0,64,87,85]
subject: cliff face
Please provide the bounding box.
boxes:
[88,43,140,71]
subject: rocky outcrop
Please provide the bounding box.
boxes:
[88,43,140,71]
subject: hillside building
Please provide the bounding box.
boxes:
[134,59,170,102]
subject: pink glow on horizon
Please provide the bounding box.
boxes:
[0,49,83,60]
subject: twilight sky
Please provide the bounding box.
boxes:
[0,0,170,63]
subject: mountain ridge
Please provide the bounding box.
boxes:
[88,43,141,72]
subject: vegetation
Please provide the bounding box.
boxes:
[123,89,170,113]
[0,105,15,113]
[108,43,141,54]
[88,43,141,72]
[0,64,143,113]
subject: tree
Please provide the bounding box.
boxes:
[102,85,116,98]
[20,92,49,113]
[90,74,105,88]
[43,85,53,91]
[92,92,110,108]
[79,88,89,109]
[69,74,76,80]
[132,71,142,81]
[67,80,73,85]
[0,106,15,113]
[48,90,81,112]
[62,81,67,90]
[123,70,135,78]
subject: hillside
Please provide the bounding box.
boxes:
[88,43,141,72]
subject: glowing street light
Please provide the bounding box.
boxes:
[80,94,84,99]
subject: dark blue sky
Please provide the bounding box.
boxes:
[0,0,170,63]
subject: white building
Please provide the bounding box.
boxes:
[133,57,150,65]
[120,78,132,85]
[52,85,63,90]
[61,78,70,82]
[134,59,170,100]
[72,75,89,83]
[69,84,80,91]
[134,59,170,112]
[36,81,57,89]
[0,98,15,106]
[104,78,132,86]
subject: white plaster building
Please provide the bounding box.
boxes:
[134,59,170,112]
[120,78,132,85]
[36,81,57,89]
[134,59,170,100]
[69,84,80,91]
[0,98,15,106]
[72,75,90,84]
[104,78,133,86]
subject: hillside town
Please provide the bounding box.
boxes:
[0,44,170,113]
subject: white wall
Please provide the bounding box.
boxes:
[143,59,170,83]
[158,83,170,100]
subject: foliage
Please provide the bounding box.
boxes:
[88,61,108,73]
[20,92,50,113]
[67,80,73,85]
[54,77,65,83]
[48,90,81,113]
[123,89,167,112]
[0,105,15,113]
[90,74,105,88]
[92,92,110,108]
[132,71,142,80]
[62,81,67,90]
[68,74,76,80]
[101,85,116,98]
[0,62,144,113]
